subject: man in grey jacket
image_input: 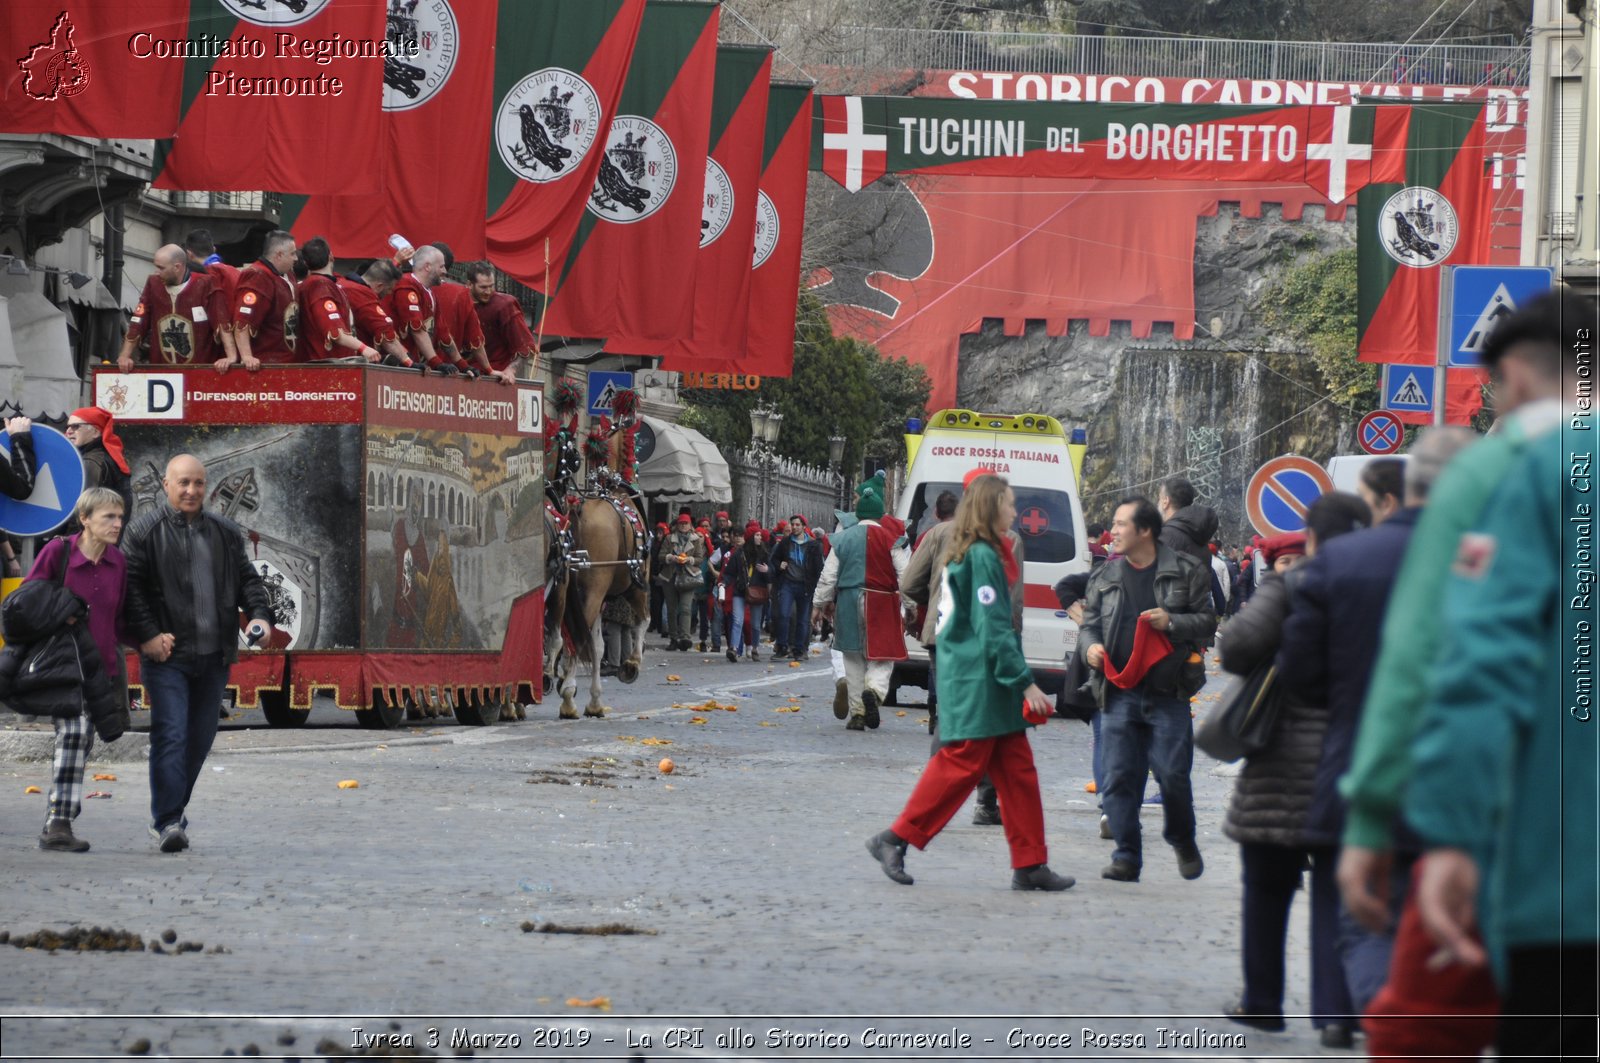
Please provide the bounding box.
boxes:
[1080,496,1215,883]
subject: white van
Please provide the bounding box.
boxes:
[1327,453,1410,495]
[890,409,1090,702]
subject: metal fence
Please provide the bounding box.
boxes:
[727,448,842,529]
[829,27,1528,87]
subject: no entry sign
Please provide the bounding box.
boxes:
[1245,455,1334,537]
[1357,410,1404,456]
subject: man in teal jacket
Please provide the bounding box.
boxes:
[1339,291,1588,1057]
[1407,298,1597,1060]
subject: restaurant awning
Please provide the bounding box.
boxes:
[635,415,732,504]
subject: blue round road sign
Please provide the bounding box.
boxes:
[1357,410,1404,456]
[1245,455,1334,537]
[0,425,87,536]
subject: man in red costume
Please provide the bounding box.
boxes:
[227,230,299,368]
[386,245,461,374]
[116,244,235,369]
[338,259,414,366]
[427,244,506,384]
[184,229,238,309]
[813,480,907,731]
[296,236,383,364]
[467,263,538,380]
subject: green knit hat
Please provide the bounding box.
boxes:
[855,486,885,521]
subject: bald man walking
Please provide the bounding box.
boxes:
[117,244,237,369]
[122,455,273,853]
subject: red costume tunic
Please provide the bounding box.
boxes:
[199,260,239,309]
[126,270,230,364]
[338,276,399,348]
[233,260,299,363]
[432,282,484,364]
[296,272,356,360]
[385,273,436,363]
[473,291,538,372]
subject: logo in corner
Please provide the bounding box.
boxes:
[588,115,677,224]
[382,0,458,112]
[1380,186,1459,268]
[17,11,91,102]
[497,67,603,184]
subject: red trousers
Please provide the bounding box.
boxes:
[893,730,1047,869]
[1364,861,1499,1061]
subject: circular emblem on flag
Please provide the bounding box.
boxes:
[220,0,331,28]
[1357,410,1404,455]
[752,190,779,268]
[977,585,998,606]
[496,68,603,184]
[1379,186,1459,268]
[588,115,677,224]
[382,0,458,112]
[699,158,734,247]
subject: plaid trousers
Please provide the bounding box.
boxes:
[48,713,94,822]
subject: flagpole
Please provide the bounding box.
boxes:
[1434,265,1452,427]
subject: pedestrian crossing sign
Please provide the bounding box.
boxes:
[587,371,634,417]
[1383,363,1434,413]
[1445,265,1554,368]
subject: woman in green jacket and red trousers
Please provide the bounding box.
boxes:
[866,473,1075,891]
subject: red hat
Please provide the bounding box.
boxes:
[1259,532,1307,567]
[655,521,668,531]
[69,407,129,474]
[963,466,998,489]
[1100,619,1175,691]
[744,520,762,538]
[675,512,692,524]
[715,510,729,520]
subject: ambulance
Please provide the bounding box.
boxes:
[890,409,1090,702]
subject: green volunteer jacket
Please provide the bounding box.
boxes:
[1405,419,1598,980]
[1340,400,1565,850]
[933,539,1035,742]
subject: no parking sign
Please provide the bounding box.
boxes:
[1357,410,1404,456]
[1244,455,1333,537]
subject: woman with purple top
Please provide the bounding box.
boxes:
[26,487,133,852]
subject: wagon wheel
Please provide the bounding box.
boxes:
[453,690,503,726]
[258,686,310,728]
[356,689,408,730]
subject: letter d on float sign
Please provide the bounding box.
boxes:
[148,379,176,413]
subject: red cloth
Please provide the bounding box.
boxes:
[69,407,127,474]
[386,274,436,363]
[1364,863,1499,1060]
[125,271,230,364]
[433,282,485,363]
[892,731,1046,868]
[1101,617,1174,690]
[996,534,1021,587]
[296,273,355,359]
[233,261,299,363]
[863,522,908,661]
[339,277,399,347]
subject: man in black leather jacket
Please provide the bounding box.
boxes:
[122,454,272,854]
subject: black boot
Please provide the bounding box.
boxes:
[971,800,1002,826]
[866,830,913,885]
[1011,864,1075,891]
[862,688,881,729]
[38,818,90,853]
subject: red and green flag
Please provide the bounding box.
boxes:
[737,82,813,380]
[153,0,387,193]
[285,0,499,259]
[639,45,773,368]
[484,0,646,290]
[1356,102,1493,365]
[2,0,188,137]
[540,0,720,342]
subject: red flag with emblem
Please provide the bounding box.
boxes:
[285,0,498,259]
[484,0,647,292]
[1,0,188,136]
[153,0,387,193]
[740,82,814,379]
[539,0,720,342]
[633,46,772,369]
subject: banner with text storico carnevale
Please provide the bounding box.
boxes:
[483,0,647,291]
[153,0,388,193]
[635,45,772,368]
[1,0,189,137]
[540,0,720,343]
[285,0,498,260]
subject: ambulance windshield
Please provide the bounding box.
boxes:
[906,482,1079,565]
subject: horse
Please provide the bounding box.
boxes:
[541,505,569,704]
[554,493,650,719]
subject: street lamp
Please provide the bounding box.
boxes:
[827,434,847,512]
[749,402,783,526]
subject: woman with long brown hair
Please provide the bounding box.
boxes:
[865,473,1075,891]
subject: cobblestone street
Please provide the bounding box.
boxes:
[1,642,1344,1060]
